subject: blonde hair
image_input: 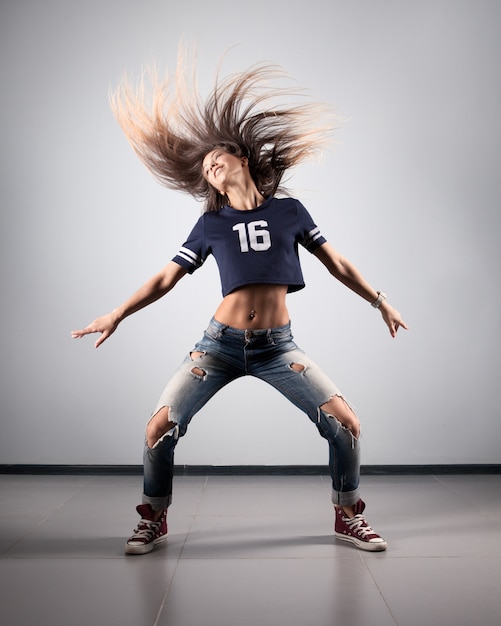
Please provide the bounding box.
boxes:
[111,49,336,211]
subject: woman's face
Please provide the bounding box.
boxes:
[202,149,247,192]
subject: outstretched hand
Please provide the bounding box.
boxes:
[380,303,408,338]
[71,312,120,348]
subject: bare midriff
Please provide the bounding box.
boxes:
[213,284,290,329]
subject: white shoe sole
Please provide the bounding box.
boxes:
[125,535,168,555]
[335,532,387,551]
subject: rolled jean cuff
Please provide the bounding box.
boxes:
[332,488,360,507]
[142,494,172,510]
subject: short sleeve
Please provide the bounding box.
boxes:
[172,215,210,274]
[295,200,327,252]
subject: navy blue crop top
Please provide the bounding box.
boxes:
[172,196,326,296]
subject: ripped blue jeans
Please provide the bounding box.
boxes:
[143,317,361,509]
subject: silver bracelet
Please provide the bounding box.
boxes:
[371,291,387,309]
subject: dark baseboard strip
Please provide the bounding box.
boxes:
[0,464,500,476]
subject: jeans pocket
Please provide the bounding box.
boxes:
[204,324,223,342]
[271,329,294,347]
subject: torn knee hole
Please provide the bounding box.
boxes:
[339,419,360,439]
[290,362,305,373]
[321,396,360,439]
[147,424,176,448]
[326,415,360,439]
[147,407,177,448]
[345,422,361,439]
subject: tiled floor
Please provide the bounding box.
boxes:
[1,473,500,625]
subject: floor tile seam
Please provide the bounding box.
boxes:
[0,477,97,521]
[188,513,332,518]
[1,478,99,556]
[433,475,501,514]
[183,476,211,532]
[39,476,98,522]
[203,475,327,480]
[152,553,355,625]
[165,477,208,562]
[193,476,210,509]
[434,474,494,502]
[153,543,190,626]
[0,513,51,520]
[433,474,471,495]
[153,586,171,626]
[173,492,209,562]
[1,513,58,556]
[358,552,399,625]
[2,554,498,562]
[175,555,357,561]
[362,554,500,561]
[0,555,128,561]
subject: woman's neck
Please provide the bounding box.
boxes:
[226,181,266,211]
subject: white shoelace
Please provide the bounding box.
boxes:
[344,514,376,539]
[131,519,160,541]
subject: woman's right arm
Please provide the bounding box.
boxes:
[71,261,188,348]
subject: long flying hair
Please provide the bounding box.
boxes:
[111,48,336,212]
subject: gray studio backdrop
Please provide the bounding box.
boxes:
[1,0,499,467]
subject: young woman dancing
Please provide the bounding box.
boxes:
[72,55,407,554]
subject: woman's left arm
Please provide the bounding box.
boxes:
[313,242,408,338]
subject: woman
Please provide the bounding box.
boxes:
[72,55,407,555]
